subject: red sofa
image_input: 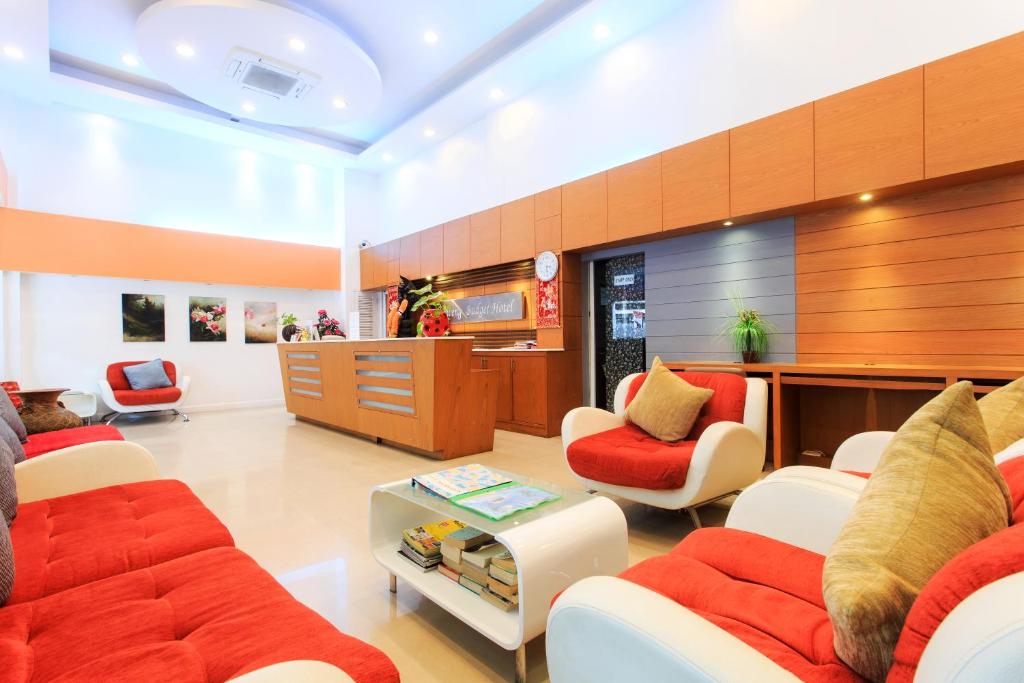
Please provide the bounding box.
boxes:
[4,442,399,683]
[21,424,124,459]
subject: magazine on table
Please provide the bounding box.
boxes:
[411,464,511,499]
[451,482,560,521]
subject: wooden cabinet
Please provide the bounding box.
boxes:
[607,155,662,242]
[420,224,444,278]
[472,350,582,437]
[925,33,1024,178]
[372,244,390,288]
[359,246,377,290]
[814,68,924,200]
[400,233,421,280]
[662,132,730,229]
[730,104,814,216]
[500,196,535,262]
[443,217,471,273]
[470,207,501,268]
[562,172,608,251]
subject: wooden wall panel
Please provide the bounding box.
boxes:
[500,196,535,262]
[814,68,924,199]
[400,232,421,280]
[731,104,815,216]
[662,132,730,229]
[925,32,1024,178]
[470,207,501,268]
[562,172,607,250]
[535,215,561,254]
[420,224,444,277]
[443,217,471,273]
[535,187,561,220]
[796,174,1024,366]
[359,247,375,290]
[607,155,662,241]
[372,244,390,288]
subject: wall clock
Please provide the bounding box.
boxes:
[535,250,559,282]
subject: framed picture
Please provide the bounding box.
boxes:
[189,296,227,342]
[244,301,278,343]
[122,294,165,342]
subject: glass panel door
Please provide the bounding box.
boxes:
[592,254,646,411]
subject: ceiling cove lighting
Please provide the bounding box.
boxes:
[175,43,195,58]
[859,192,874,202]
[381,152,394,162]
[489,88,505,101]
[288,37,306,51]
[241,101,256,113]
[332,96,348,110]
[2,45,24,60]
[121,53,140,67]
[423,30,439,44]
[423,127,436,138]
[594,24,612,40]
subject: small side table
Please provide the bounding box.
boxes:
[59,391,98,425]
[14,387,82,434]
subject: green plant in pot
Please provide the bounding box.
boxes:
[280,312,299,342]
[409,283,452,337]
[721,295,777,364]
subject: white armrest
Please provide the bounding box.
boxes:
[726,467,866,555]
[680,421,765,504]
[830,431,895,473]
[612,372,644,416]
[994,436,1024,465]
[547,576,799,683]
[97,379,116,408]
[177,375,192,402]
[561,407,627,451]
[15,441,160,502]
[230,661,355,683]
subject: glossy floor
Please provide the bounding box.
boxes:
[119,408,726,683]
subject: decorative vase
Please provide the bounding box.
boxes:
[419,309,450,337]
[741,350,761,364]
[281,324,298,342]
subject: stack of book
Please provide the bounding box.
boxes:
[399,519,465,571]
[437,526,519,612]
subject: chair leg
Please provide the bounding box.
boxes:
[105,412,121,426]
[685,506,702,529]
[174,409,190,423]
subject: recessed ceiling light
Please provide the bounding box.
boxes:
[241,101,256,113]
[288,37,306,51]
[723,220,734,227]
[594,24,612,40]
[489,88,505,101]
[381,152,394,162]
[423,30,439,44]
[2,45,24,60]
[121,53,139,67]
[859,192,874,202]
[423,127,436,138]
[332,97,348,110]
[175,43,195,58]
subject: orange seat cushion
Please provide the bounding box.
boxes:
[0,547,400,683]
[113,387,182,406]
[107,361,177,391]
[567,424,697,489]
[619,528,862,682]
[8,480,233,604]
[22,424,124,459]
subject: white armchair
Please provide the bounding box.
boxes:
[562,372,768,527]
[98,360,191,424]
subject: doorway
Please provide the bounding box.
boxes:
[592,253,646,411]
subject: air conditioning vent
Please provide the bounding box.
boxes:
[224,48,320,100]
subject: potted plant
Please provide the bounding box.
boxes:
[316,309,346,340]
[722,295,776,363]
[280,312,299,342]
[409,283,452,337]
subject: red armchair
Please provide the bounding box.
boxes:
[98,360,191,424]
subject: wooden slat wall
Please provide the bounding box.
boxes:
[796,173,1024,366]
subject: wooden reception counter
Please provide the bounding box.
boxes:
[277,337,498,459]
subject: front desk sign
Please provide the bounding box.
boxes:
[448,292,524,324]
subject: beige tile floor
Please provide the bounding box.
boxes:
[119,408,728,683]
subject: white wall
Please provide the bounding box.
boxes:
[15,272,342,412]
[372,0,1024,240]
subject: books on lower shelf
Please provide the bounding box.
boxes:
[398,519,466,571]
[436,531,519,613]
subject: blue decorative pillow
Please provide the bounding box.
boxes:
[123,359,173,391]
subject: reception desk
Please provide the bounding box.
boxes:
[277,337,498,459]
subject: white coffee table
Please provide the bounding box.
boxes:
[369,469,627,682]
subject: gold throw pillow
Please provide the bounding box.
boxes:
[823,381,1012,682]
[624,357,714,442]
[978,375,1024,453]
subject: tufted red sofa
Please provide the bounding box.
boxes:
[21,424,124,459]
[2,450,400,682]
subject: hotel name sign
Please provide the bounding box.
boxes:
[447,292,524,324]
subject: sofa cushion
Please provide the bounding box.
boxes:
[123,358,174,391]
[113,386,183,407]
[978,375,1024,453]
[823,381,1011,682]
[107,360,177,392]
[566,423,696,489]
[7,479,234,604]
[0,520,11,606]
[0,419,25,464]
[0,441,15,526]
[0,546,400,683]
[1000,455,1024,524]
[0,389,26,444]
[619,528,860,682]
[0,381,22,410]
[626,370,747,440]
[22,424,124,459]
[625,357,714,442]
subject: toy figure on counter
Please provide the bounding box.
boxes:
[386,298,407,338]
[395,276,423,338]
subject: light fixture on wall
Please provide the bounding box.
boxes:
[423,30,439,44]
[2,45,24,60]
[175,43,196,58]
[723,220,734,227]
[859,192,874,202]
[121,53,140,67]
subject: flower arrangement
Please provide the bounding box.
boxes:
[409,283,452,337]
[317,309,345,338]
[720,294,776,363]
[189,298,227,342]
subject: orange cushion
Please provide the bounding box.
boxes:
[566,423,696,489]
[113,387,182,406]
[619,528,861,682]
[22,425,124,459]
[626,371,747,440]
[107,361,177,392]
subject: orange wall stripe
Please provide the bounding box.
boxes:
[0,208,341,290]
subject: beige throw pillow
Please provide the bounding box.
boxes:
[978,375,1024,453]
[823,381,1012,682]
[624,357,714,442]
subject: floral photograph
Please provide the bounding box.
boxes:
[244,301,278,343]
[189,296,227,342]
[121,293,165,342]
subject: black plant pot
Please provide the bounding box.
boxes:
[281,324,298,342]
[741,350,761,364]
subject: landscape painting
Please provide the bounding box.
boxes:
[189,296,227,342]
[244,301,278,343]
[121,294,165,342]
